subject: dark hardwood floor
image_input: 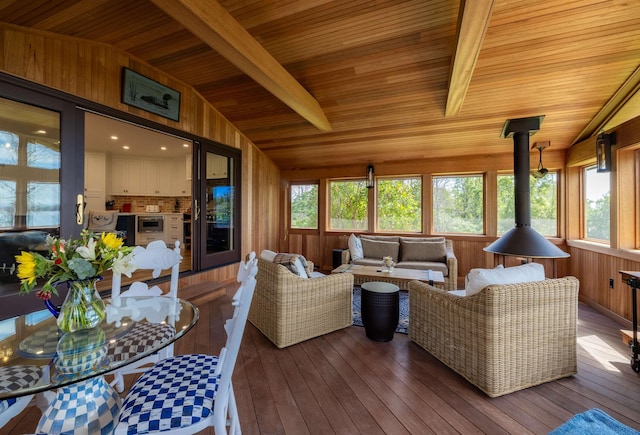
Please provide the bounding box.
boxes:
[4,287,640,434]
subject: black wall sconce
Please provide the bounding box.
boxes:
[596,131,616,173]
[366,164,374,188]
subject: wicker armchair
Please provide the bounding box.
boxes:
[249,258,354,348]
[408,276,579,397]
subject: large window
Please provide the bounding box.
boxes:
[432,175,483,234]
[377,177,421,232]
[584,165,610,242]
[290,183,318,229]
[329,179,368,230]
[497,172,558,236]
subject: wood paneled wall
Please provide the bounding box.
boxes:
[0,24,280,284]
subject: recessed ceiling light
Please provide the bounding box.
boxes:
[32,129,47,134]
[123,145,130,150]
[161,146,167,151]
[111,135,118,140]
[183,143,189,148]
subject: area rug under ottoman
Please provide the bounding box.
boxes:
[550,408,639,434]
[352,286,408,334]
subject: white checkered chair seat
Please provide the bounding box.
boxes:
[115,252,258,435]
[117,353,220,433]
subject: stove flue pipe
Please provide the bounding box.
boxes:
[484,116,569,259]
[513,130,531,229]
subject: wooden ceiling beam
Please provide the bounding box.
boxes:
[445,0,494,117]
[150,0,332,132]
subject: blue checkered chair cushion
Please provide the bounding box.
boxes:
[0,365,44,421]
[118,353,220,434]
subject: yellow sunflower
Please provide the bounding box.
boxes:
[15,251,37,286]
[100,232,124,250]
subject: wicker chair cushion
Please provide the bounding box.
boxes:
[465,262,545,295]
[360,238,400,261]
[400,239,446,262]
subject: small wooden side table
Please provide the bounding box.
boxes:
[361,281,399,342]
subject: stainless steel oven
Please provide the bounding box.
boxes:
[137,215,164,233]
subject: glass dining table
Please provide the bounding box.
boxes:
[0,296,199,434]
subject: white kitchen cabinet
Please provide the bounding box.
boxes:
[141,160,173,195]
[110,157,143,195]
[110,156,191,196]
[164,213,183,249]
[185,154,192,181]
[206,153,228,179]
[84,152,106,210]
[141,160,159,194]
[85,153,105,194]
[172,158,191,196]
[158,160,174,195]
[135,232,164,246]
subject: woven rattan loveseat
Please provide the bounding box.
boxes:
[248,258,354,348]
[408,276,579,397]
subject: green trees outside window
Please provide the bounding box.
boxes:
[584,166,610,242]
[497,173,558,237]
[290,184,319,229]
[377,177,421,232]
[329,180,368,230]
[432,175,483,234]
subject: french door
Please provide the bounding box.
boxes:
[194,141,242,269]
[0,79,84,302]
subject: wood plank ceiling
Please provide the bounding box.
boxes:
[1,0,639,171]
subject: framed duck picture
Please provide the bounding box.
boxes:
[121,67,181,122]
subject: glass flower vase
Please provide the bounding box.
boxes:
[56,277,106,333]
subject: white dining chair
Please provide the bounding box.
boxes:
[107,239,183,393]
[114,252,258,434]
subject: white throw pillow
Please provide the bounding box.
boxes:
[465,264,503,289]
[465,262,545,296]
[260,249,277,262]
[348,233,364,261]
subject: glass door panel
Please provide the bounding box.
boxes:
[0,97,62,290]
[197,142,241,269]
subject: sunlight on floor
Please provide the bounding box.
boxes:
[578,334,629,372]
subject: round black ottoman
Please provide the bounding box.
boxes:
[361,281,400,342]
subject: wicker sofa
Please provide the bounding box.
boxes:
[342,235,458,290]
[248,258,354,348]
[408,276,579,397]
